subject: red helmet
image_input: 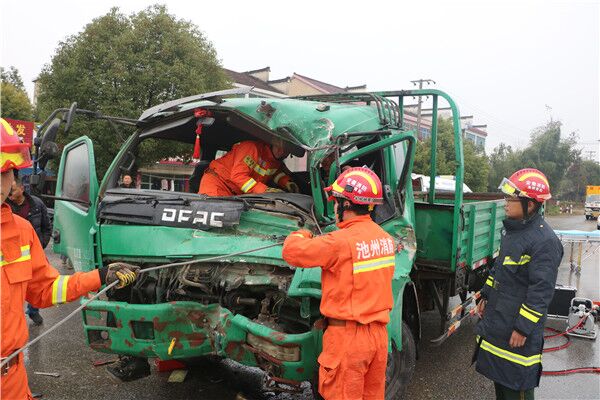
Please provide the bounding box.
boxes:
[499,168,551,203]
[1,118,32,173]
[324,167,384,206]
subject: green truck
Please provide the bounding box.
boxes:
[35,88,505,398]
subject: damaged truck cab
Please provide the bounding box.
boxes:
[43,88,504,398]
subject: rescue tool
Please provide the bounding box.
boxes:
[430,291,481,344]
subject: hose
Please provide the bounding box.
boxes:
[542,367,600,376]
[541,314,600,376]
[0,241,283,369]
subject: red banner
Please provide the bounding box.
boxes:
[4,118,34,148]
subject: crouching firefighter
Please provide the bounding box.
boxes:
[0,118,140,400]
[474,168,563,400]
[198,139,299,196]
[282,167,395,400]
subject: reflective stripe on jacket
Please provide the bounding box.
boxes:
[202,140,291,195]
[476,213,563,391]
[282,214,395,324]
[1,203,101,358]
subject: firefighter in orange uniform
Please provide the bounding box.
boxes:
[282,167,395,400]
[0,118,139,400]
[198,139,299,196]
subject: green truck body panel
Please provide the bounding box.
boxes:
[83,300,321,381]
[50,89,505,385]
[52,137,100,271]
[415,199,505,270]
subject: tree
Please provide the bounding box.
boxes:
[519,121,579,195]
[36,5,229,177]
[413,117,490,192]
[486,120,582,198]
[1,66,33,120]
[1,66,26,90]
[558,159,600,201]
[487,143,522,191]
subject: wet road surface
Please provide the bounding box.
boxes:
[23,214,599,399]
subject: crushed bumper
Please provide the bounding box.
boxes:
[82,300,319,382]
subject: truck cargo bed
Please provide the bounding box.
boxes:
[414,192,505,272]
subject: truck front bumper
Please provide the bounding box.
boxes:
[82,300,320,382]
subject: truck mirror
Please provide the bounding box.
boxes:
[29,172,46,194]
[40,118,61,145]
[41,141,60,158]
[63,102,78,134]
[37,118,62,169]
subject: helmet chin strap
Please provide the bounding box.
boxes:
[519,198,539,223]
[335,198,347,223]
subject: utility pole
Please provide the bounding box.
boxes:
[411,79,435,139]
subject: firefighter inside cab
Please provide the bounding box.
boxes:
[198,138,299,196]
[282,167,395,400]
[0,118,140,400]
[474,168,563,400]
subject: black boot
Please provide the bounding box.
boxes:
[29,312,44,326]
[107,356,150,381]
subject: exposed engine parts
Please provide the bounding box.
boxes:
[120,261,316,334]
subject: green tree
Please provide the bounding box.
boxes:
[486,120,582,197]
[1,66,26,90]
[36,5,229,177]
[519,121,579,195]
[487,143,522,191]
[413,117,490,192]
[1,66,33,120]
[558,159,600,201]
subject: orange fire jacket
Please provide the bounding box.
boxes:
[1,203,101,357]
[282,214,395,324]
[205,140,291,195]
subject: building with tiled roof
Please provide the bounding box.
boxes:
[223,67,285,98]
[223,67,367,97]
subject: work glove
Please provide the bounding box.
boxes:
[265,187,284,193]
[285,182,300,193]
[99,262,140,289]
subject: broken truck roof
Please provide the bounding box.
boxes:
[138,88,399,150]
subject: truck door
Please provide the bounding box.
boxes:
[331,133,415,222]
[52,137,100,272]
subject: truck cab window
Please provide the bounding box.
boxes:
[61,143,91,207]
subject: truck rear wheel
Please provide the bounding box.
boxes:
[385,321,417,400]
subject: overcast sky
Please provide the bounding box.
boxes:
[1,0,598,158]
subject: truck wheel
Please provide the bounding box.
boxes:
[385,321,416,400]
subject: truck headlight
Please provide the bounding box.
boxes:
[246,333,300,362]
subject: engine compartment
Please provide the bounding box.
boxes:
[109,261,320,334]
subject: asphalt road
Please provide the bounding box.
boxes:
[23,214,599,400]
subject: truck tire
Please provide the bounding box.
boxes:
[311,321,417,400]
[385,321,417,400]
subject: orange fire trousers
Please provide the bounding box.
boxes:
[318,321,388,400]
[198,171,235,196]
[1,353,33,400]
